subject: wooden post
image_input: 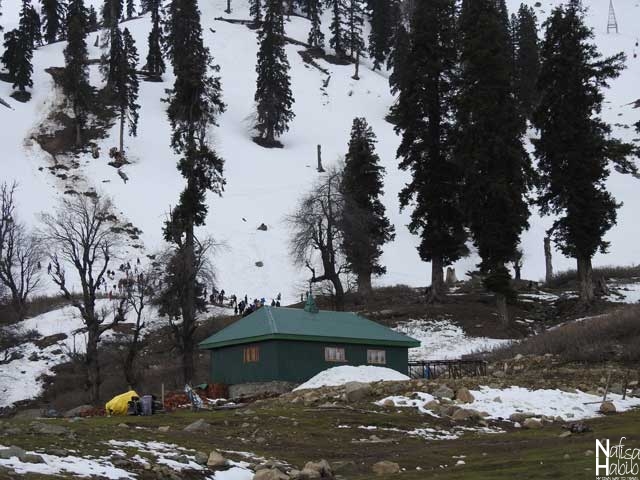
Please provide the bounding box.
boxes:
[544,236,553,284]
[317,145,325,172]
[161,383,165,409]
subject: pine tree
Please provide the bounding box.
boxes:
[20,1,41,49]
[387,22,409,122]
[139,0,150,14]
[101,0,125,85]
[455,0,532,325]
[513,4,540,120]
[346,0,364,59]
[396,0,467,303]
[63,0,91,145]
[533,1,636,305]
[254,0,295,147]
[341,118,395,295]
[87,5,98,31]
[368,0,398,70]
[250,0,262,23]
[111,27,139,154]
[126,0,135,19]
[41,0,67,43]
[162,0,226,384]
[13,29,34,92]
[1,30,20,84]
[306,0,324,50]
[144,0,164,78]
[101,0,122,26]
[326,0,347,59]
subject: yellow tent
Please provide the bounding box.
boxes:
[105,390,139,416]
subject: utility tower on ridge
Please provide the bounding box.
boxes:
[607,0,619,34]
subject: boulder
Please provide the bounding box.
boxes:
[599,401,616,414]
[207,451,227,468]
[64,405,94,418]
[451,408,482,422]
[297,469,321,479]
[158,426,170,432]
[382,399,395,408]
[253,468,290,480]
[523,418,543,429]
[303,459,332,477]
[184,419,210,432]
[0,446,26,460]
[455,388,475,404]
[30,422,70,435]
[509,412,535,423]
[193,452,208,466]
[433,385,454,400]
[35,333,68,348]
[372,461,400,476]
[344,382,371,403]
[630,388,640,398]
[21,453,45,464]
[424,400,440,411]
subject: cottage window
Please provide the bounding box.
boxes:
[367,349,386,365]
[324,346,346,362]
[243,345,260,363]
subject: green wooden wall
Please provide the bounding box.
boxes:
[208,340,409,385]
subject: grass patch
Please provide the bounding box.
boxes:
[546,264,640,288]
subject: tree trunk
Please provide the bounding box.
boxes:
[181,184,197,385]
[357,272,372,296]
[86,327,100,403]
[544,236,553,284]
[226,0,231,14]
[496,292,509,327]
[332,274,345,311]
[119,110,125,155]
[427,255,445,303]
[352,50,360,80]
[577,255,595,304]
[514,265,521,280]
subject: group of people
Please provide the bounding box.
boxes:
[207,289,283,316]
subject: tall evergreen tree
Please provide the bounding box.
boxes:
[1,30,18,79]
[126,0,135,19]
[63,0,91,145]
[513,4,540,120]
[20,1,41,48]
[41,0,67,43]
[101,0,123,26]
[101,0,124,85]
[455,0,532,325]
[144,0,164,78]
[346,0,364,59]
[254,0,295,147]
[387,22,409,122]
[250,0,262,23]
[306,0,324,50]
[87,5,98,31]
[1,29,33,92]
[533,1,636,305]
[368,0,398,70]
[341,118,395,295]
[111,27,139,154]
[162,0,226,384]
[325,0,347,59]
[396,0,467,303]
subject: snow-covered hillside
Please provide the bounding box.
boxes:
[1,0,639,303]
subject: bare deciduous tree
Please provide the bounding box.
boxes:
[158,236,218,384]
[0,182,43,321]
[40,194,127,403]
[287,166,347,310]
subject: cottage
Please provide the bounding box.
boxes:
[199,296,420,386]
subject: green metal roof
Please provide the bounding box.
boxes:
[199,306,420,349]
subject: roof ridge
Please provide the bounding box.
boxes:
[266,306,278,334]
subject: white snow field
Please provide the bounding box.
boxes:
[293,365,410,391]
[394,319,512,360]
[1,0,639,305]
[378,386,640,421]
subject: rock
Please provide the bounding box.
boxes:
[303,459,332,477]
[455,388,475,404]
[158,426,170,432]
[207,451,227,468]
[568,422,591,434]
[509,412,535,423]
[433,385,454,400]
[64,405,94,418]
[493,396,502,403]
[382,399,395,408]
[558,431,572,438]
[451,408,482,421]
[253,468,290,480]
[194,451,209,466]
[34,333,68,348]
[599,401,616,414]
[45,448,69,457]
[609,383,624,395]
[630,389,640,398]
[0,446,26,460]
[257,223,268,231]
[21,453,45,464]
[30,422,70,435]
[297,468,321,479]
[523,418,543,429]
[117,423,129,429]
[184,418,210,432]
[344,382,371,403]
[424,400,440,411]
[372,461,400,476]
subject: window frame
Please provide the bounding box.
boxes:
[324,346,347,363]
[367,349,386,365]
[243,345,260,363]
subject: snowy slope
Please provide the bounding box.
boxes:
[1,0,639,305]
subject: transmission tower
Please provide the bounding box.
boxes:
[607,0,619,34]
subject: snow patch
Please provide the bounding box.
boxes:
[293,365,409,391]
